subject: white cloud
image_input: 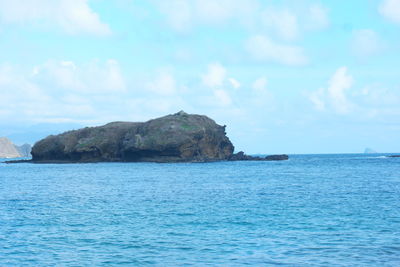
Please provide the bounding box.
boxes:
[228,78,241,89]
[251,77,274,107]
[214,89,232,106]
[0,63,87,122]
[33,59,126,93]
[310,67,354,114]
[262,8,299,41]
[200,62,239,107]
[245,35,308,66]
[157,0,192,32]
[155,0,260,32]
[153,1,329,68]
[0,61,204,125]
[37,60,85,91]
[202,63,227,88]
[358,84,400,107]
[0,65,49,105]
[0,0,111,35]
[309,88,325,111]
[328,67,354,114]
[354,84,400,119]
[147,70,177,95]
[379,0,400,24]
[309,68,400,119]
[102,60,126,92]
[252,77,267,94]
[307,5,329,30]
[154,0,329,37]
[194,0,236,24]
[0,59,130,124]
[351,29,383,58]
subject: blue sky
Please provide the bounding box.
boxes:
[0,0,400,154]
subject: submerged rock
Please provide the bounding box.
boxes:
[31,111,234,163]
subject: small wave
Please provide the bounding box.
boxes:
[365,156,388,159]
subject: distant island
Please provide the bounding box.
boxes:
[0,137,31,158]
[364,147,377,154]
[8,111,288,163]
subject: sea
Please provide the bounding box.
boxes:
[0,154,399,266]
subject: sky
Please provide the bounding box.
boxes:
[0,0,399,154]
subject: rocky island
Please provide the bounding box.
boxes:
[10,111,288,163]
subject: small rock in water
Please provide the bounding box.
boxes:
[229,151,289,161]
[265,154,289,161]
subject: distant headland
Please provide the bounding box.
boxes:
[7,111,288,163]
[0,137,31,158]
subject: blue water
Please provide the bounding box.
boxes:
[1,154,400,266]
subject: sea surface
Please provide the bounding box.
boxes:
[1,154,400,266]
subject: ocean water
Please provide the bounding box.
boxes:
[0,154,400,266]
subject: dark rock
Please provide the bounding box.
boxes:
[31,111,235,163]
[229,151,263,161]
[265,154,289,161]
[229,151,251,161]
[229,151,289,161]
[5,159,32,164]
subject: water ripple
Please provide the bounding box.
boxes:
[1,154,400,265]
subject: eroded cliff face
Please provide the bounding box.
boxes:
[31,111,234,163]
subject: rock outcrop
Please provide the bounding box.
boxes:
[31,111,235,163]
[0,137,21,158]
